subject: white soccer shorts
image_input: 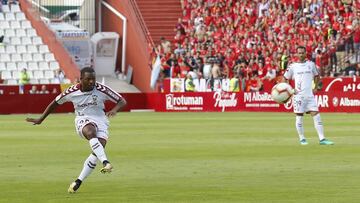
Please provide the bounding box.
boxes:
[292,95,319,113]
[75,117,109,140]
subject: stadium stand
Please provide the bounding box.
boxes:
[0,1,71,85]
[149,0,360,91]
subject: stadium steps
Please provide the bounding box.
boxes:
[98,75,140,93]
[135,0,182,44]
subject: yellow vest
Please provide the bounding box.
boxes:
[19,72,30,85]
[281,55,288,70]
[185,78,195,92]
[229,78,240,92]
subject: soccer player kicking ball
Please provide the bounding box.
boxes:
[283,46,334,146]
[26,67,127,193]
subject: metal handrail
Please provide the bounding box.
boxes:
[128,0,155,50]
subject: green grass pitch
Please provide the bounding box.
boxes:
[1,112,360,203]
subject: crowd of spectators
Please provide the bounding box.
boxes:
[153,0,360,91]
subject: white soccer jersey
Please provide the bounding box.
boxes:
[55,82,124,120]
[283,60,319,96]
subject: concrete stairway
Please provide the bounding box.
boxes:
[135,0,182,45]
[98,75,140,93]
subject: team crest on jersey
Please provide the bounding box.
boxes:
[92,95,98,104]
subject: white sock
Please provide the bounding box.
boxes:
[296,116,305,140]
[89,138,108,163]
[313,114,325,140]
[78,153,97,181]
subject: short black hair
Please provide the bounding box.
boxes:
[80,67,95,78]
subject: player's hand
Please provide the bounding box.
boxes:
[106,111,117,118]
[26,118,43,125]
[313,88,318,94]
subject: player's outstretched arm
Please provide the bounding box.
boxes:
[106,98,127,118]
[26,100,59,125]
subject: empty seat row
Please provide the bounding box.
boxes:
[3,36,43,46]
[1,69,57,80]
[1,26,35,40]
[0,19,32,29]
[0,12,26,21]
[0,44,49,55]
[0,52,53,63]
[0,28,37,38]
[0,61,60,71]
[9,78,71,84]
[1,4,21,13]
[4,78,71,85]
[3,53,55,62]
[5,78,49,85]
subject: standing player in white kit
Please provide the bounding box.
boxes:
[26,67,127,193]
[283,46,334,145]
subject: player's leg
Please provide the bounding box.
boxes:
[293,95,307,145]
[76,138,109,179]
[309,111,334,145]
[309,111,324,140]
[295,113,307,145]
[82,123,112,170]
[68,120,113,193]
[68,138,111,193]
[306,96,334,145]
[68,152,97,193]
[97,138,113,173]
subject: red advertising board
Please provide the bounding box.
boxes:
[1,77,360,113]
[147,91,360,112]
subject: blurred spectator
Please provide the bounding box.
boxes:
[342,60,357,76]
[179,60,190,78]
[0,35,4,45]
[354,22,360,62]
[229,72,240,92]
[280,50,289,71]
[329,65,341,77]
[248,72,263,92]
[19,69,30,94]
[29,85,38,94]
[185,73,195,92]
[202,58,212,79]
[174,43,186,55]
[160,37,171,55]
[239,71,247,92]
[0,72,4,84]
[258,0,270,18]
[328,36,338,70]
[54,70,65,83]
[29,85,50,94]
[51,88,58,94]
[170,60,180,78]
[263,61,277,81]
[211,61,221,79]
[174,18,186,35]
[38,85,49,94]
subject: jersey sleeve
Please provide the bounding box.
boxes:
[55,84,79,104]
[95,82,125,103]
[283,64,293,80]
